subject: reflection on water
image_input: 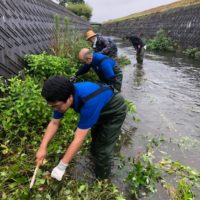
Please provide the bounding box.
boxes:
[133,64,146,87]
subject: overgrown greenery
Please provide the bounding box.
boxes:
[0,14,129,199]
[25,53,74,80]
[51,15,90,62]
[116,55,131,67]
[146,29,175,51]
[126,144,161,199]
[67,3,92,21]
[125,136,200,199]
[183,48,200,60]
[0,76,51,138]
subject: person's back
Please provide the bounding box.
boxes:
[85,30,118,58]
[125,35,145,64]
[127,35,145,50]
[76,49,123,92]
[94,35,118,58]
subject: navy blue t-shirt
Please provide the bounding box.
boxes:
[53,82,113,129]
[76,53,116,80]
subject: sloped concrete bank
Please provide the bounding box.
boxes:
[102,4,200,49]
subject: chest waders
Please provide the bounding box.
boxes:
[81,87,127,179]
[94,57,123,92]
[136,47,145,64]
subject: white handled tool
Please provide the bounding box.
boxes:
[29,164,39,189]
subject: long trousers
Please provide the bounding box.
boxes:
[90,93,127,179]
[136,47,145,64]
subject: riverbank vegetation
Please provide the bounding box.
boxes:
[125,136,200,199]
[146,29,175,52]
[183,48,200,60]
[116,55,131,67]
[0,16,133,199]
[146,29,200,61]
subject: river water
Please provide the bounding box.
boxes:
[73,38,200,199]
[117,38,200,199]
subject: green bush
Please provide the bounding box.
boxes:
[183,48,200,60]
[67,3,92,21]
[0,76,51,141]
[25,53,75,80]
[183,48,199,58]
[147,29,175,51]
[0,76,81,200]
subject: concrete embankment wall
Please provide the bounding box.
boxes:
[102,4,200,49]
[0,0,90,78]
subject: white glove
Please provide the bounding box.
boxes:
[51,160,68,181]
[69,75,77,82]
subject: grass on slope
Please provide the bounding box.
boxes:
[106,0,200,23]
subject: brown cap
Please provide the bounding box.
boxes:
[85,30,97,40]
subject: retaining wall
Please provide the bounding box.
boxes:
[102,4,200,49]
[0,0,90,78]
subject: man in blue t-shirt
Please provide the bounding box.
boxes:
[72,48,122,92]
[36,76,127,180]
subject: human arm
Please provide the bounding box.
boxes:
[75,64,91,76]
[36,119,61,165]
[61,128,90,164]
[101,61,115,82]
[98,37,113,55]
[51,128,89,180]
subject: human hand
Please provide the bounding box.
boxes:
[70,75,77,82]
[36,147,47,166]
[51,160,68,181]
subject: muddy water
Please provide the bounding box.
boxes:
[73,38,200,199]
[117,38,200,199]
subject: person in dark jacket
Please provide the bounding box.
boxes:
[36,76,127,180]
[126,34,146,64]
[73,48,122,92]
[85,30,118,58]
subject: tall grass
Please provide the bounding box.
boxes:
[51,14,90,63]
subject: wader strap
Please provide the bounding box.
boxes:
[82,86,112,103]
[98,57,110,66]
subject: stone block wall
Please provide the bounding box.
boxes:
[102,4,200,49]
[0,0,90,78]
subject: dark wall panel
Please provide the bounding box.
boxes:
[0,0,90,78]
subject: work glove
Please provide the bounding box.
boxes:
[51,160,68,181]
[69,75,77,82]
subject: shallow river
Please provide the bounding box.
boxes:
[118,38,200,199]
[74,38,200,199]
